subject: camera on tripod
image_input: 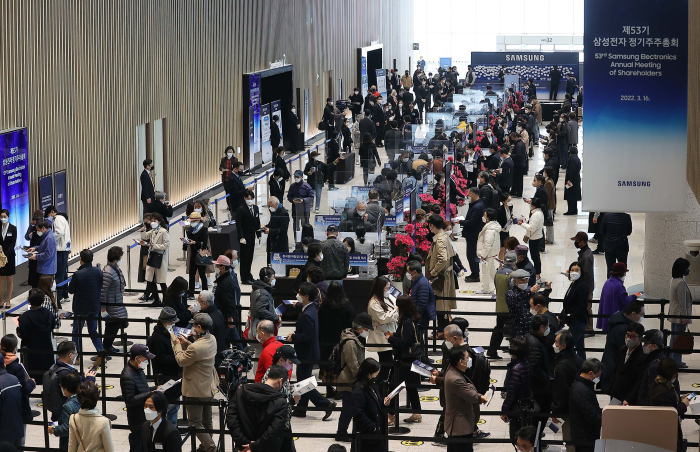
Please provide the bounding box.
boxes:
[335,99,351,112]
[217,347,255,398]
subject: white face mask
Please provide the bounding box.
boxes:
[0,218,7,224]
[529,308,538,316]
[507,201,513,206]
[592,375,600,384]
[291,108,296,114]
[296,294,304,303]
[231,259,239,269]
[402,158,409,163]
[619,276,626,282]
[360,330,369,338]
[466,357,473,368]
[269,207,277,213]
[319,253,324,261]
[482,217,487,223]
[144,408,159,421]
[37,230,44,237]
[638,315,644,322]
[544,327,551,336]
[246,199,254,206]
[117,259,123,267]
[270,278,276,287]
[294,177,302,183]
[51,281,57,291]
[150,222,159,229]
[227,153,233,159]
[138,358,148,370]
[517,283,528,290]
[569,272,581,281]
[356,210,366,216]
[553,344,563,354]
[194,208,202,213]
[303,246,308,253]
[444,340,454,350]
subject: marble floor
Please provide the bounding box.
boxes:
[5,122,697,452]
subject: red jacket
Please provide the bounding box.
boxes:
[254,337,284,383]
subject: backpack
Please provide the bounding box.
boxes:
[328,338,354,377]
[43,364,70,415]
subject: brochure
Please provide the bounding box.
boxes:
[157,379,182,393]
[410,360,435,378]
[173,327,192,337]
[387,381,406,400]
[275,304,286,316]
[291,376,318,396]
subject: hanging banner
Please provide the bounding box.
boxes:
[261,103,272,164]
[38,174,54,211]
[375,69,387,100]
[54,170,67,214]
[249,74,262,168]
[583,0,687,212]
[361,57,369,97]
[445,163,452,221]
[0,128,30,265]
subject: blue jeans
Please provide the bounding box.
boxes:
[669,322,687,365]
[314,183,323,209]
[72,318,104,353]
[166,400,180,426]
[569,319,587,360]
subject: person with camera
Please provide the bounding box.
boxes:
[227,364,289,452]
[171,313,219,452]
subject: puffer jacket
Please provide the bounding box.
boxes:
[569,376,602,446]
[506,288,534,338]
[320,237,349,280]
[527,332,551,394]
[287,181,315,214]
[249,280,278,335]
[227,383,288,452]
[494,266,515,313]
[101,262,127,319]
[502,358,532,413]
[550,349,584,416]
[335,329,365,390]
[476,221,501,259]
[120,362,152,432]
[0,368,25,442]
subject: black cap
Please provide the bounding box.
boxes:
[130,344,155,360]
[326,224,338,233]
[354,313,374,330]
[326,97,333,102]
[278,345,301,364]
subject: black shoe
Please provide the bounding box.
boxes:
[334,433,352,443]
[291,411,306,418]
[106,347,121,356]
[464,275,479,283]
[322,400,337,421]
[563,211,578,215]
[138,295,153,302]
[592,249,604,255]
[243,280,255,285]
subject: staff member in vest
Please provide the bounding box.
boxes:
[141,391,181,452]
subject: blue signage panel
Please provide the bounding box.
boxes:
[38,174,53,211]
[349,254,368,267]
[0,128,30,265]
[54,170,67,214]
[270,252,307,265]
[314,215,342,231]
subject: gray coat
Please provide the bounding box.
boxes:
[249,280,278,334]
[101,262,127,319]
[669,277,693,325]
[568,119,578,145]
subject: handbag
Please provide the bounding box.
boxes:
[196,248,213,266]
[673,331,694,355]
[522,235,530,244]
[147,251,163,269]
[0,248,6,268]
[404,321,424,360]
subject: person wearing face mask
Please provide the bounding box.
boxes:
[608,322,646,405]
[146,307,182,425]
[669,258,693,368]
[262,348,302,452]
[427,215,457,335]
[486,252,518,360]
[501,337,535,443]
[140,158,156,213]
[508,132,527,198]
[248,267,281,345]
[349,358,391,452]
[43,341,97,422]
[227,365,290,452]
[561,262,590,359]
[287,169,314,234]
[527,314,553,414]
[100,246,128,354]
[320,225,349,283]
[569,358,604,451]
[624,329,666,406]
[406,260,436,330]
[140,391,181,452]
[599,299,645,393]
[211,255,241,346]
[562,145,581,215]
[506,269,543,338]
[349,87,364,122]
[318,281,356,395]
[650,357,690,452]
[234,190,260,284]
[38,274,61,330]
[160,277,191,328]
[0,334,34,448]
[171,313,219,452]
[442,345,489,452]
[253,320,283,383]
[264,197,290,264]
[528,292,556,340]
[184,211,209,298]
[48,371,81,450]
[270,114,281,150]
[191,291,227,367]
[226,161,246,218]
[459,190,485,284]
[286,282,337,419]
[27,219,56,284]
[148,192,174,230]
[366,276,399,384]
[220,145,239,194]
[495,147,514,195]
[333,313,373,441]
[140,213,170,305]
[304,151,326,212]
[515,197,544,279]
[415,76,430,119]
[476,208,502,294]
[598,262,639,331]
[0,209,16,308]
[550,331,584,451]
[120,343,157,451]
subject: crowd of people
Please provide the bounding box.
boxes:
[0,60,692,452]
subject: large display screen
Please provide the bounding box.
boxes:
[0,128,30,265]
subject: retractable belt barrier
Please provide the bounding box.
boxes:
[6,291,700,451]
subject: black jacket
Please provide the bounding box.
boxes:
[293,259,320,292]
[202,304,228,361]
[512,140,528,169]
[236,203,261,243]
[625,347,665,405]
[149,200,173,226]
[359,143,380,169]
[270,121,281,149]
[140,170,155,203]
[600,213,633,249]
[147,323,182,387]
[0,224,17,259]
[68,263,103,316]
[274,154,291,192]
[569,376,602,445]
[163,293,193,328]
[502,358,532,412]
[4,358,37,422]
[268,176,284,202]
[304,159,326,186]
[351,385,387,452]
[121,362,153,432]
[227,382,288,452]
[459,199,485,241]
[359,117,376,140]
[600,311,632,392]
[266,206,290,252]
[496,157,514,189]
[562,280,590,325]
[388,318,419,362]
[533,186,548,211]
[227,174,246,214]
[610,345,646,402]
[550,349,584,415]
[527,332,551,394]
[463,347,491,395]
[349,93,364,113]
[141,418,181,452]
[564,155,582,201]
[550,69,562,84]
[17,307,56,382]
[318,301,356,363]
[186,225,209,258]
[214,270,241,323]
[291,302,320,361]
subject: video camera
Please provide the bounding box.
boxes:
[335,99,351,112]
[217,347,255,398]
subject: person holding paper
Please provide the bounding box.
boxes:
[550,330,584,451]
[563,146,581,215]
[49,371,81,451]
[367,276,399,383]
[349,358,390,452]
[17,288,56,383]
[444,346,489,452]
[147,307,182,425]
[254,321,283,383]
[287,282,336,419]
[501,337,534,443]
[287,170,315,233]
[264,197,290,264]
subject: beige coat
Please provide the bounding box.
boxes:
[401,74,413,89]
[172,332,220,398]
[427,230,456,310]
[531,99,543,125]
[141,227,170,284]
[367,296,398,353]
[444,367,481,437]
[335,328,365,390]
[68,408,115,452]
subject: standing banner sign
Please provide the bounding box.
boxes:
[0,128,30,265]
[375,69,387,100]
[583,0,688,212]
[38,174,54,211]
[54,170,67,215]
[249,74,262,168]
[260,103,272,164]
[271,100,283,143]
[445,163,452,221]
[361,57,368,97]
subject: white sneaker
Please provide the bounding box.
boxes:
[207,277,212,286]
[195,282,201,290]
[315,208,320,214]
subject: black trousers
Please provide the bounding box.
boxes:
[377,350,393,384]
[567,198,578,214]
[328,164,337,188]
[605,240,629,278]
[145,278,167,302]
[337,391,353,435]
[188,259,208,296]
[512,167,525,197]
[488,314,509,357]
[295,363,330,412]
[239,241,255,283]
[550,82,560,100]
[466,239,479,278]
[376,124,385,145]
[103,320,125,350]
[397,364,421,412]
[447,434,473,452]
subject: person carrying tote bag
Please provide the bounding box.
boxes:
[140,213,170,305]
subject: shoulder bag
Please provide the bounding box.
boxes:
[147,251,163,269]
[673,329,694,355]
[0,248,6,268]
[403,321,424,360]
[196,248,213,266]
[71,415,88,452]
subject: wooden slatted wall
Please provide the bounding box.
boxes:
[0,0,414,254]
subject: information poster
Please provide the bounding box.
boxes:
[583,0,688,212]
[249,74,262,168]
[54,170,67,214]
[260,103,272,164]
[38,174,53,211]
[361,57,368,97]
[0,128,30,265]
[271,100,283,142]
[375,69,387,100]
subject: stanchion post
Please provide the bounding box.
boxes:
[214,199,219,225]
[100,349,118,420]
[78,316,85,374]
[43,394,51,450]
[145,317,152,378]
[190,425,197,452]
[218,399,226,452]
[126,245,132,289]
[381,379,390,452]
[95,314,104,363]
[388,358,410,434]
[2,308,6,338]
[121,330,129,368]
[178,215,187,261]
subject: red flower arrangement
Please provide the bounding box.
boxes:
[387,255,407,279]
[394,233,415,248]
[419,193,437,204]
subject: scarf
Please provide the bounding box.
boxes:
[3,352,18,366]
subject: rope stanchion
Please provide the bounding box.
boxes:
[101,348,117,421]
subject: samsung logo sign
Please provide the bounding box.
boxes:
[505,54,545,62]
[618,181,651,187]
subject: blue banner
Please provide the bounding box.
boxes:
[350,186,372,200]
[249,74,262,168]
[260,103,272,165]
[314,215,342,231]
[270,252,307,265]
[0,128,30,265]
[54,170,67,214]
[583,0,688,212]
[384,215,396,227]
[271,100,283,142]
[361,57,368,97]
[38,174,53,211]
[349,254,368,267]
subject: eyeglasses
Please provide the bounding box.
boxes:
[625,333,640,340]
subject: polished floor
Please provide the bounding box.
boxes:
[6,122,696,452]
